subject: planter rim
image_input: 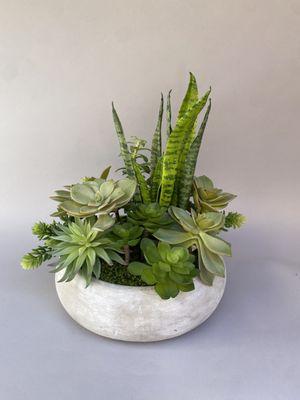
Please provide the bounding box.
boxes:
[57,271,157,291]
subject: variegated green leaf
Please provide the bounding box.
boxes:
[150,94,163,175]
[112,103,134,178]
[150,157,163,202]
[132,161,151,204]
[159,97,210,207]
[177,99,211,209]
[166,90,172,137]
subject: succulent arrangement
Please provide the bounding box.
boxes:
[21,73,245,299]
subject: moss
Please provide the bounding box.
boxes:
[99,262,149,287]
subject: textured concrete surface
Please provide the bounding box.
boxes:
[55,272,226,342]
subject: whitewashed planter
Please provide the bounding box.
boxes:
[55,270,226,342]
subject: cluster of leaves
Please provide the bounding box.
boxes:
[21,73,245,299]
[129,239,197,299]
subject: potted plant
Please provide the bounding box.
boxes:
[21,73,245,342]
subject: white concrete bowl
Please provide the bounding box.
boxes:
[55,271,226,342]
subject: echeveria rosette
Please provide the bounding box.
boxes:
[127,202,173,233]
[154,207,231,286]
[108,222,144,247]
[50,219,125,287]
[128,238,198,299]
[51,178,136,218]
[193,175,236,213]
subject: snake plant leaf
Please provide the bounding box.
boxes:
[159,96,210,207]
[132,161,151,204]
[150,93,163,174]
[178,72,199,120]
[177,99,212,209]
[166,90,172,137]
[93,214,115,232]
[112,103,135,178]
[100,165,111,180]
[150,156,163,202]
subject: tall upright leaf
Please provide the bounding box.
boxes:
[112,103,134,178]
[175,89,211,204]
[159,99,209,207]
[178,72,198,120]
[170,73,199,205]
[177,99,212,209]
[166,90,172,137]
[150,94,163,175]
[132,161,151,204]
[150,156,163,202]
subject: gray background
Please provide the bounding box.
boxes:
[1,1,299,399]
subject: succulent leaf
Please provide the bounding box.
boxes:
[153,206,230,285]
[52,178,136,218]
[193,175,236,213]
[128,239,198,299]
[127,202,173,233]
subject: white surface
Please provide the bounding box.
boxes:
[55,272,226,342]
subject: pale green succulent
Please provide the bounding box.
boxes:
[193,175,236,213]
[51,178,136,218]
[128,238,198,299]
[154,207,231,286]
[50,219,125,286]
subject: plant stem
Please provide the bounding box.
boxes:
[124,245,130,265]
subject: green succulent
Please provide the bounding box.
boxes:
[154,207,231,286]
[50,219,125,286]
[127,202,173,233]
[193,175,236,213]
[128,238,197,299]
[109,222,143,247]
[225,212,246,229]
[51,178,136,218]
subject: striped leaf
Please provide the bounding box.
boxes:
[166,90,172,137]
[150,156,163,202]
[132,161,151,204]
[177,99,211,209]
[178,72,198,120]
[170,74,200,206]
[150,94,163,175]
[112,103,134,178]
[176,89,210,206]
[159,99,210,207]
